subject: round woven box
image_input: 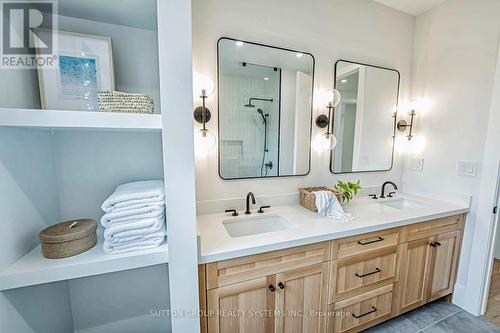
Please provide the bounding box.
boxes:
[39,219,97,259]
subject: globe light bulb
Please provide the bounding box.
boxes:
[331,89,342,108]
[193,73,215,98]
[314,133,337,152]
[195,129,216,155]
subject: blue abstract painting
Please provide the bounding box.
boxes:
[59,55,98,101]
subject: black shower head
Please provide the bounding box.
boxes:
[244,103,255,108]
[257,108,266,123]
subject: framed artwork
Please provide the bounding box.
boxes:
[35,30,115,111]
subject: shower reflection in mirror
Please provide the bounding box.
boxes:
[217,38,314,179]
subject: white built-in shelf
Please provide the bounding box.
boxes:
[0,235,168,291]
[0,108,162,131]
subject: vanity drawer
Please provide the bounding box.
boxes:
[403,215,464,242]
[331,228,400,260]
[329,246,398,302]
[328,284,394,333]
[206,242,331,289]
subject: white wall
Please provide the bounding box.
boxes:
[193,0,415,212]
[54,130,164,222]
[0,282,74,333]
[402,0,500,312]
[69,265,170,333]
[0,129,70,333]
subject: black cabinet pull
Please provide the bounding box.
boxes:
[435,241,442,247]
[278,282,285,289]
[430,242,437,247]
[352,306,377,319]
[355,268,381,278]
[358,237,384,245]
[268,284,275,292]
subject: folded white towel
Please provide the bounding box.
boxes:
[103,237,165,255]
[101,180,165,213]
[100,205,165,228]
[314,191,353,221]
[104,216,166,243]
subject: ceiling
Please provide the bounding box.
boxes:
[373,0,447,16]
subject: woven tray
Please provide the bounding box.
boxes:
[97,91,154,114]
[299,186,343,212]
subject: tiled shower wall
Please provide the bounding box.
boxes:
[219,74,279,178]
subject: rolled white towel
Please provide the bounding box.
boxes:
[104,216,166,243]
[101,180,165,213]
[314,191,353,222]
[103,236,165,255]
[100,205,165,228]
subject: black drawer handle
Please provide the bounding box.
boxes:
[435,241,442,247]
[358,237,384,245]
[269,284,275,292]
[278,282,285,289]
[355,268,381,278]
[430,241,442,247]
[352,306,377,319]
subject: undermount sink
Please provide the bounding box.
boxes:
[379,199,428,210]
[223,214,294,237]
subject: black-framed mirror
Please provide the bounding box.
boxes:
[330,60,400,174]
[217,37,314,180]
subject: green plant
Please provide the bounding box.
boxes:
[334,180,362,203]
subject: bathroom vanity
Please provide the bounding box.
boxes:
[197,195,468,333]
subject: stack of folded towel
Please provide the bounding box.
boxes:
[314,191,353,222]
[100,180,166,254]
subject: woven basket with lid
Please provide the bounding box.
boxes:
[299,186,344,212]
[39,219,97,259]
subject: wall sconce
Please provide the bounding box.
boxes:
[397,109,416,141]
[193,74,216,153]
[315,89,341,151]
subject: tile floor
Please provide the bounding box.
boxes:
[483,259,500,326]
[362,299,500,333]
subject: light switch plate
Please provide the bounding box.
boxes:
[457,160,480,177]
[409,158,424,171]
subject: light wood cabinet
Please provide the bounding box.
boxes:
[275,263,329,333]
[200,214,466,333]
[396,237,433,313]
[427,230,462,302]
[396,230,462,314]
[328,285,394,333]
[330,246,399,303]
[207,276,276,333]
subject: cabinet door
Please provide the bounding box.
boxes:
[274,263,329,333]
[207,276,276,333]
[427,230,461,302]
[397,238,433,314]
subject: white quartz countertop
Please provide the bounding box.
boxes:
[197,193,469,264]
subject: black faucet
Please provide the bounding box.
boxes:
[380,181,398,198]
[245,192,256,214]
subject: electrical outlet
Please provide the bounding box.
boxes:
[409,158,424,171]
[457,160,479,177]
